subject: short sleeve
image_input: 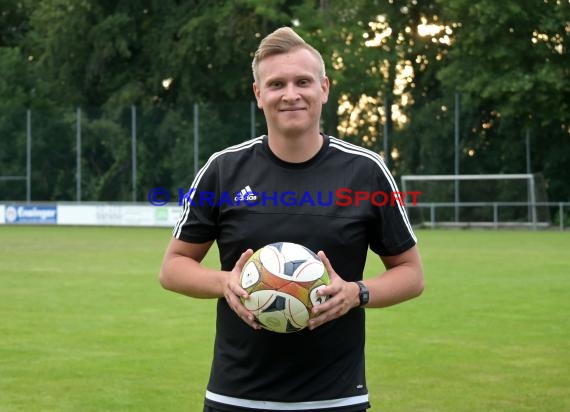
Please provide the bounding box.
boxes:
[172,158,220,243]
[368,164,417,256]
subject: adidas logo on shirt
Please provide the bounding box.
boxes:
[234,185,258,202]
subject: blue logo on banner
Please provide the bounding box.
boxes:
[5,205,57,224]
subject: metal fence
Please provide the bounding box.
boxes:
[0,104,261,203]
[407,202,570,231]
[2,106,569,230]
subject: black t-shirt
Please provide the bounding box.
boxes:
[173,134,416,411]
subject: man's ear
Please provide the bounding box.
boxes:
[253,82,263,109]
[321,76,330,104]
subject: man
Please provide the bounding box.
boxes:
[160,27,424,412]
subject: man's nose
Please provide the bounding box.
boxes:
[282,83,300,101]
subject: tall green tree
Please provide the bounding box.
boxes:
[0,1,37,199]
[436,0,570,199]
[1,0,568,204]
[14,0,295,200]
[290,0,452,172]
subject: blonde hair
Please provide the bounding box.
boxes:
[252,27,326,83]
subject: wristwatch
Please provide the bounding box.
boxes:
[356,281,369,307]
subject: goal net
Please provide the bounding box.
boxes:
[401,173,550,228]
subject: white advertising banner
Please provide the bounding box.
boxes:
[0,203,181,227]
[57,204,181,227]
[57,204,99,225]
[3,204,57,224]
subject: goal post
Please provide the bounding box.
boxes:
[401,174,549,228]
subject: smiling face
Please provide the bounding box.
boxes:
[253,47,330,139]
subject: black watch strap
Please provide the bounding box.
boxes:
[356,281,369,307]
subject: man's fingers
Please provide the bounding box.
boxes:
[318,250,340,280]
[225,287,260,329]
[226,249,260,330]
[315,250,341,300]
[235,249,254,271]
[229,249,254,298]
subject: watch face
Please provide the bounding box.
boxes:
[358,282,369,306]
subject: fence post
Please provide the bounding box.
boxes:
[493,203,498,229]
[560,202,564,231]
[194,103,199,177]
[530,176,537,230]
[76,107,81,202]
[131,105,137,203]
[26,109,31,203]
[454,92,460,222]
[383,96,390,170]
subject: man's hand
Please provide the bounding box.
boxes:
[223,249,261,330]
[308,250,360,330]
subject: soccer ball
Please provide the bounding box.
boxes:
[240,242,330,333]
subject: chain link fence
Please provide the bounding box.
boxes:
[0,103,262,203]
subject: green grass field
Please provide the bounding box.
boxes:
[0,226,568,411]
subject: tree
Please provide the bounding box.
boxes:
[0,1,36,199]
[292,1,450,167]
[436,0,570,199]
[1,0,568,204]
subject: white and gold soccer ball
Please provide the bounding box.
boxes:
[240,242,330,333]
